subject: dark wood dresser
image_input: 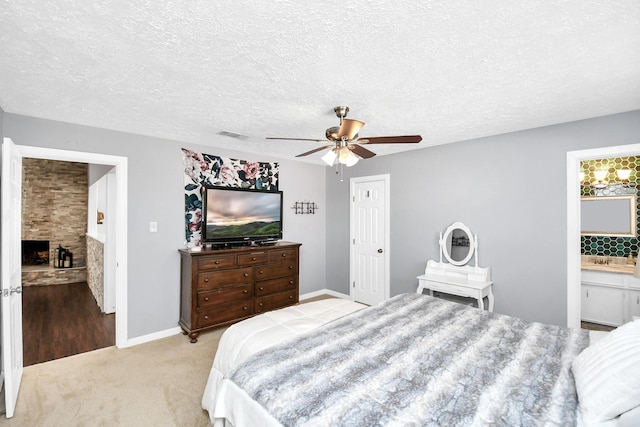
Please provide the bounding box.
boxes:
[178,241,301,342]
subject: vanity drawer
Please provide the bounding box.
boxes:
[255,290,297,314]
[197,268,252,290]
[237,252,269,266]
[421,280,476,299]
[197,302,253,328]
[197,284,253,308]
[198,254,236,270]
[268,248,298,262]
[255,262,297,281]
[255,276,297,296]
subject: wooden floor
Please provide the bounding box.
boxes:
[22,282,115,366]
[581,321,616,332]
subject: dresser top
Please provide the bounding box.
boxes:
[179,241,301,256]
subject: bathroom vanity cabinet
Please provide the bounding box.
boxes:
[581,270,640,326]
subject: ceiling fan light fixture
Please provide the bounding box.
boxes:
[339,146,359,167]
[321,149,337,166]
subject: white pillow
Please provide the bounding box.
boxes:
[572,319,640,423]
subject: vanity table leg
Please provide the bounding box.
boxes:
[477,297,484,311]
[487,291,495,312]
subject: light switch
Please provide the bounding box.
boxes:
[149,221,158,233]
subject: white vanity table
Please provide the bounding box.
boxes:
[417,222,494,311]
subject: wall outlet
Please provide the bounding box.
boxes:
[149,222,158,233]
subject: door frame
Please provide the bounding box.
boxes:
[566,143,640,328]
[349,174,391,302]
[18,145,129,347]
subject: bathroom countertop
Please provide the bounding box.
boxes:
[581,263,635,274]
[581,255,636,274]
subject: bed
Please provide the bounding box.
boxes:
[203,293,640,427]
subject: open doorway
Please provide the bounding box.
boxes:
[566,143,640,328]
[21,159,115,365]
[17,145,128,347]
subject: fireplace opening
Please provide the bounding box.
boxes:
[22,240,50,266]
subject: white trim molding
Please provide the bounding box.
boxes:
[17,145,129,348]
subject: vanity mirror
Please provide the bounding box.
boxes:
[581,195,637,237]
[441,222,475,266]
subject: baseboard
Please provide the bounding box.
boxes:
[300,288,351,301]
[122,326,182,348]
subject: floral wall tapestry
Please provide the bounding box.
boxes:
[182,148,279,247]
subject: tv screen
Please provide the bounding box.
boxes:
[202,186,283,245]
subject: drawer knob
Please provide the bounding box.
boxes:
[288,266,293,270]
[215,261,220,265]
[244,273,249,277]
[243,290,248,294]
[289,280,293,284]
[259,302,263,307]
[259,270,264,275]
[282,253,286,257]
[243,306,248,310]
[289,295,293,299]
[204,297,209,301]
[204,315,209,320]
[204,278,209,282]
[252,257,256,261]
[259,286,264,291]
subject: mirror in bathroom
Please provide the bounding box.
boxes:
[441,222,475,266]
[581,195,637,237]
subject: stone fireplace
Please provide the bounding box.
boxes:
[22,158,88,286]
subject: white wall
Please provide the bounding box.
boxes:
[325,110,640,326]
[3,113,327,339]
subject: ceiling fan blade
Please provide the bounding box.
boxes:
[358,135,422,144]
[296,145,333,157]
[266,137,327,142]
[337,119,365,140]
[350,144,377,159]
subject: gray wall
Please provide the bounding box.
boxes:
[325,110,640,326]
[3,113,327,339]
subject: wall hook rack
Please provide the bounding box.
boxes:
[291,201,318,215]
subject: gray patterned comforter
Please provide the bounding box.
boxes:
[227,293,590,426]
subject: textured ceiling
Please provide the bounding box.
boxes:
[1,1,639,164]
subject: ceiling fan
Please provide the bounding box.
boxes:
[266,106,422,167]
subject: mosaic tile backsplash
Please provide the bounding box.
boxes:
[581,156,640,257]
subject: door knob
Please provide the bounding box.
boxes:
[378,249,383,253]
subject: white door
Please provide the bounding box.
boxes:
[350,174,389,305]
[1,138,24,418]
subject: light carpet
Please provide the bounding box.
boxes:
[0,328,225,427]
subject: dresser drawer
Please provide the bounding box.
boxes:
[198,284,253,308]
[268,248,298,262]
[197,302,253,328]
[255,276,297,296]
[255,290,297,314]
[198,254,236,270]
[255,262,297,281]
[198,267,252,290]
[237,252,269,266]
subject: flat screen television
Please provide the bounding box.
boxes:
[201,185,283,246]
